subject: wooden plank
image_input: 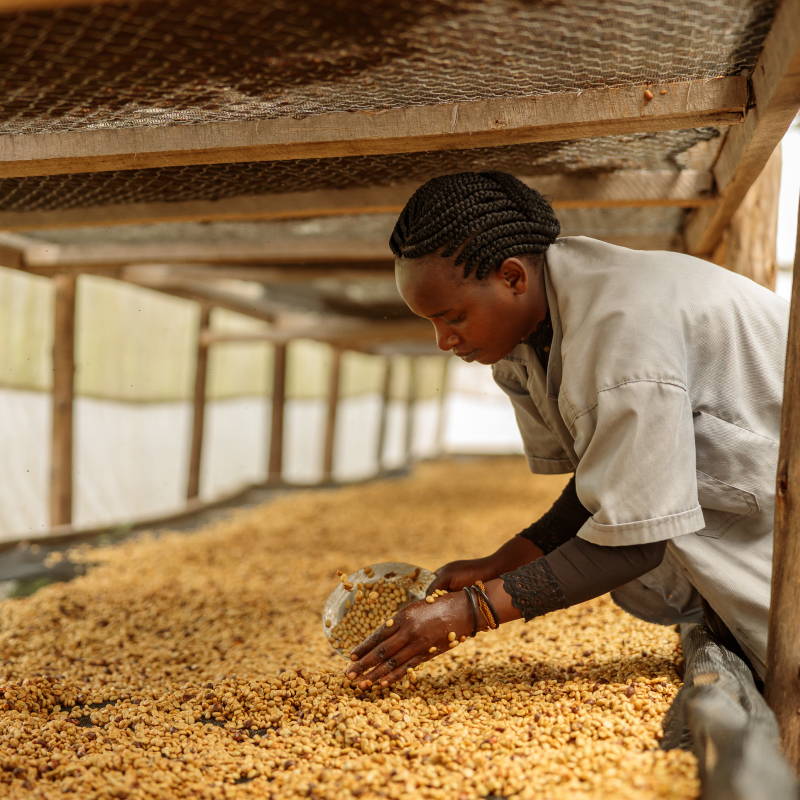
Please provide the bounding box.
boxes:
[186,306,211,500]
[405,357,417,464]
[376,356,393,470]
[435,357,451,455]
[0,0,126,11]
[198,319,431,348]
[0,78,747,179]
[268,343,287,481]
[684,0,800,256]
[322,347,342,483]
[766,190,800,771]
[0,244,23,271]
[50,274,76,527]
[0,170,715,232]
[23,239,394,269]
[123,273,281,323]
[122,264,395,284]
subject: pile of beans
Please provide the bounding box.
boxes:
[0,458,698,799]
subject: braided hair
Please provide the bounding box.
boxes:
[390,171,560,280]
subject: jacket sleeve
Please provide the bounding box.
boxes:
[570,380,705,546]
[492,360,573,474]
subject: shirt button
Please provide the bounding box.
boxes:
[543,346,550,353]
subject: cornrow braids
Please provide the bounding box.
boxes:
[390,171,560,279]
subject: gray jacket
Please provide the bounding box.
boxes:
[492,236,789,677]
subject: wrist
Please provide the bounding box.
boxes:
[490,536,544,575]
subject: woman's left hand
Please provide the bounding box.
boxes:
[345,590,476,689]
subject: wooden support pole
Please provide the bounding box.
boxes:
[376,356,393,470]
[322,347,342,483]
[405,357,418,465]
[709,146,782,290]
[435,358,452,456]
[50,274,76,527]
[766,192,800,771]
[268,343,287,482]
[186,305,211,500]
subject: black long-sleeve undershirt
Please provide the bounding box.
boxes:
[503,476,667,621]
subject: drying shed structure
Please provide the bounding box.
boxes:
[1,0,800,773]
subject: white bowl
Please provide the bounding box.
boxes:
[322,562,435,657]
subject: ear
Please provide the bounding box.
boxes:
[497,257,529,294]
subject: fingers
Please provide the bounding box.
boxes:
[349,623,394,661]
[346,630,407,681]
[360,643,426,688]
[373,652,429,688]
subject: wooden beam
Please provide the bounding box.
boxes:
[322,347,342,483]
[23,239,393,270]
[0,243,23,271]
[766,190,800,772]
[0,0,126,12]
[435,358,451,455]
[123,272,281,323]
[268,343,287,481]
[0,170,715,232]
[708,145,782,289]
[121,264,395,285]
[405,357,417,464]
[18,232,684,275]
[186,306,211,500]
[376,356,393,470]
[685,0,800,256]
[198,319,431,349]
[50,274,76,527]
[0,78,747,179]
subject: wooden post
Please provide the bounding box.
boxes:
[435,357,451,455]
[322,347,342,483]
[268,343,287,482]
[766,191,800,770]
[710,145,782,290]
[376,356,393,471]
[186,305,211,500]
[50,274,76,527]
[405,357,417,464]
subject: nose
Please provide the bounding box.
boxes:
[434,324,460,352]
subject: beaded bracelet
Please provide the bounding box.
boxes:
[473,581,500,630]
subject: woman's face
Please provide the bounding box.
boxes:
[395,252,547,365]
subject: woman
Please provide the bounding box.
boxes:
[345,171,788,689]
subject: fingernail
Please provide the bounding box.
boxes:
[380,679,388,686]
[350,654,358,661]
[347,672,357,680]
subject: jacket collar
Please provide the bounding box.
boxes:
[501,255,563,400]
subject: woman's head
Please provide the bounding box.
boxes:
[391,171,560,365]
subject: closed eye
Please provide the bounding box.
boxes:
[445,315,462,325]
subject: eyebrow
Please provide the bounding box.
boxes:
[430,308,453,319]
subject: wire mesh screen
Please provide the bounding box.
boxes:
[0,0,775,135]
[0,128,723,213]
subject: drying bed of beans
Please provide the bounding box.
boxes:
[0,458,698,799]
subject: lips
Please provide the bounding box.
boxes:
[455,349,479,362]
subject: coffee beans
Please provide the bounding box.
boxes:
[0,458,697,799]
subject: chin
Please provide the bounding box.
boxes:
[476,353,502,366]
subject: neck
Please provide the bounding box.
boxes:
[522,256,549,340]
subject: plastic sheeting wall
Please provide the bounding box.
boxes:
[0,267,523,539]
